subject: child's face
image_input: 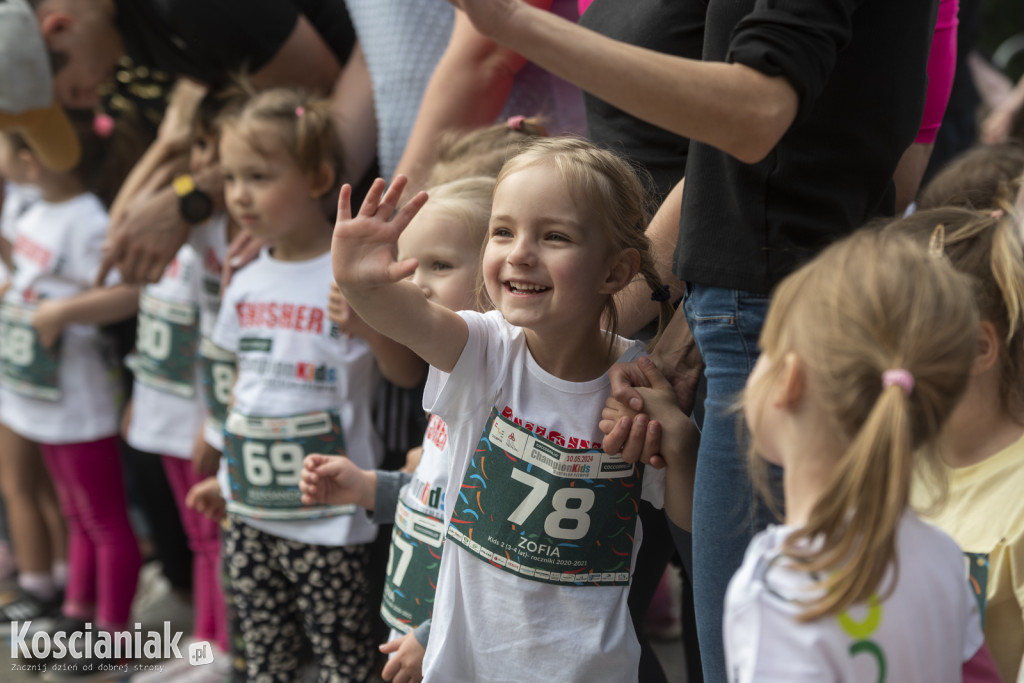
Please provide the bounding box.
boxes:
[219,123,318,242]
[398,204,481,312]
[189,132,218,175]
[482,163,614,334]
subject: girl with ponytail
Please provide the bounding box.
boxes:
[606,228,997,681]
[891,206,1024,682]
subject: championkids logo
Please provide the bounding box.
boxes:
[9,621,203,667]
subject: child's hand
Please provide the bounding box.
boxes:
[328,282,374,339]
[192,429,222,476]
[30,299,67,349]
[332,177,428,290]
[300,454,376,510]
[379,632,426,683]
[185,476,227,523]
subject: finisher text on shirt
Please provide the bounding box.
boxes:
[236,302,325,334]
[499,405,600,449]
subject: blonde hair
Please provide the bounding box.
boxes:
[748,229,978,621]
[219,87,343,199]
[884,206,1024,419]
[422,176,495,311]
[427,117,547,187]
[493,137,673,344]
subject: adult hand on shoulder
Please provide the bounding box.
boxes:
[380,632,426,683]
[332,177,427,289]
[97,186,191,285]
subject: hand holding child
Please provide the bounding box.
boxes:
[300,454,377,511]
[331,177,428,290]
[185,476,227,523]
[379,631,426,683]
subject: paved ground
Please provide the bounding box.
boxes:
[4,564,689,682]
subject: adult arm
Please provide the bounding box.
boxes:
[99,16,347,286]
[392,4,551,193]
[330,43,378,187]
[448,0,799,164]
[614,178,685,338]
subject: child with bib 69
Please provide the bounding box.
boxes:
[332,137,673,682]
[608,229,998,681]
[211,87,384,682]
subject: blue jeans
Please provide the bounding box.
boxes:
[683,284,775,682]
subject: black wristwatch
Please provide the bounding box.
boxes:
[173,174,214,224]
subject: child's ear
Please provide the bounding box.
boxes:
[308,161,335,198]
[18,149,44,185]
[600,248,640,295]
[972,320,1001,375]
[775,352,805,409]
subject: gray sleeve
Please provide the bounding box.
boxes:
[369,470,413,524]
[412,619,431,649]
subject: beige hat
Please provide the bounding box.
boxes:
[0,0,80,171]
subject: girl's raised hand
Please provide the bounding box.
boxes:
[300,453,377,510]
[332,177,429,289]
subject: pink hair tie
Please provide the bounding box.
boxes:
[93,113,114,137]
[990,208,1005,220]
[882,368,914,396]
[507,115,525,131]
[295,106,305,118]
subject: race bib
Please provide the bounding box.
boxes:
[126,291,199,398]
[0,301,61,401]
[199,337,235,428]
[965,551,990,629]
[447,407,640,586]
[380,499,445,633]
[223,409,352,520]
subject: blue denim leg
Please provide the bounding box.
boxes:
[684,284,774,682]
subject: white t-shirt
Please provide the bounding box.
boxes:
[188,214,232,451]
[212,248,383,546]
[381,413,450,641]
[126,244,204,458]
[0,193,122,444]
[724,511,985,683]
[420,310,663,683]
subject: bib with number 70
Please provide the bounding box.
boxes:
[446,407,640,587]
[224,409,354,520]
[0,301,62,402]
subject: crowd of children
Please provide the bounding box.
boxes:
[0,68,1023,683]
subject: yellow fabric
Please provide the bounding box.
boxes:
[915,434,1024,682]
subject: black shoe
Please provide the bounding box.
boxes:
[0,587,63,622]
[0,588,64,639]
[9,616,86,670]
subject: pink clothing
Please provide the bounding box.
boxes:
[578,0,593,16]
[163,456,228,652]
[40,437,141,629]
[916,0,959,144]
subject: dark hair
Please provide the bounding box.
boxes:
[918,143,1024,211]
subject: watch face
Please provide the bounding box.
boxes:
[181,190,214,224]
